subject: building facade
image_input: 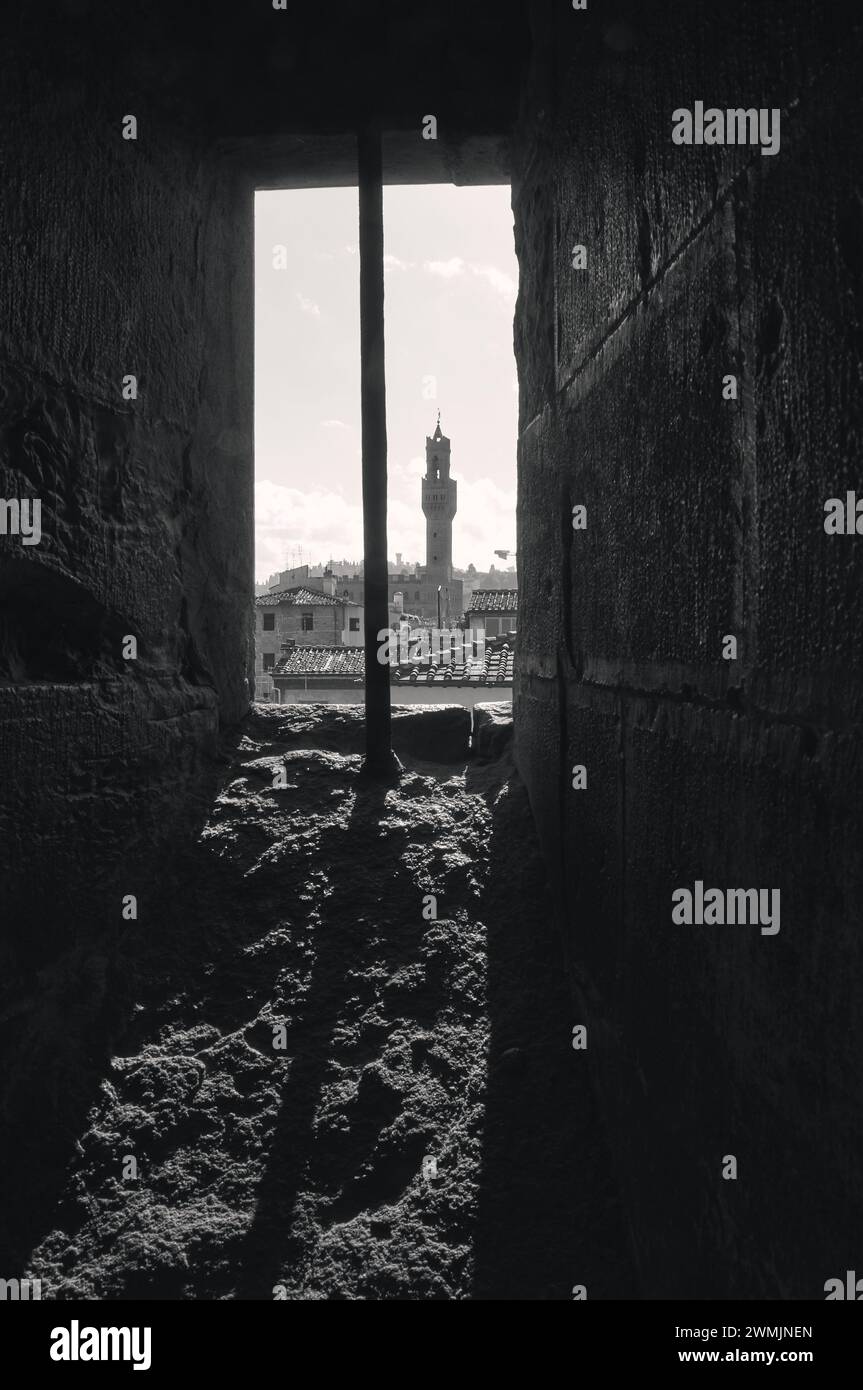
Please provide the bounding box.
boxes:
[465,589,518,640]
[333,573,460,621]
[255,586,363,700]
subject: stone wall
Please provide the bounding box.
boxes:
[0,7,255,949]
[512,0,863,1298]
[0,3,253,1265]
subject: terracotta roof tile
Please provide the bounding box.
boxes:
[271,643,515,686]
[273,646,365,677]
[256,587,357,607]
[466,589,518,613]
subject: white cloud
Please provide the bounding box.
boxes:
[255,473,516,581]
[449,475,517,564]
[321,418,349,431]
[421,257,515,302]
[384,253,414,272]
[423,257,466,279]
[469,263,517,300]
[389,455,426,480]
[255,481,364,579]
[296,292,321,317]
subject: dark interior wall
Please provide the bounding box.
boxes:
[0,2,254,1184]
[512,0,863,1298]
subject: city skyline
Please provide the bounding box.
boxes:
[254,184,518,582]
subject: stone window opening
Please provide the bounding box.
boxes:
[254,145,514,756]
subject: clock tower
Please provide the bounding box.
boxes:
[422,414,457,581]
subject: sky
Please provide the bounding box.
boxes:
[254,184,518,582]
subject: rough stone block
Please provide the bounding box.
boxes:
[472,701,514,760]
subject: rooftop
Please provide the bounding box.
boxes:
[256,586,358,608]
[271,643,515,686]
[272,646,365,678]
[467,589,519,613]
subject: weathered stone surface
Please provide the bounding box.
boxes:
[559,211,740,690]
[615,701,863,1297]
[249,702,471,764]
[748,56,863,718]
[472,703,514,761]
[0,8,255,1144]
[513,0,863,1298]
[516,415,565,680]
[545,0,859,388]
[13,717,634,1299]
[392,704,471,762]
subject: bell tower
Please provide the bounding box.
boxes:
[421,413,457,580]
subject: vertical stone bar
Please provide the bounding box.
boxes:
[357,123,399,780]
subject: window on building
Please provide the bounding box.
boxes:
[349,617,360,632]
[486,617,500,637]
[263,652,276,670]
[415,590,420,599]
[301,612,314,631]
[262,612,275,631]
